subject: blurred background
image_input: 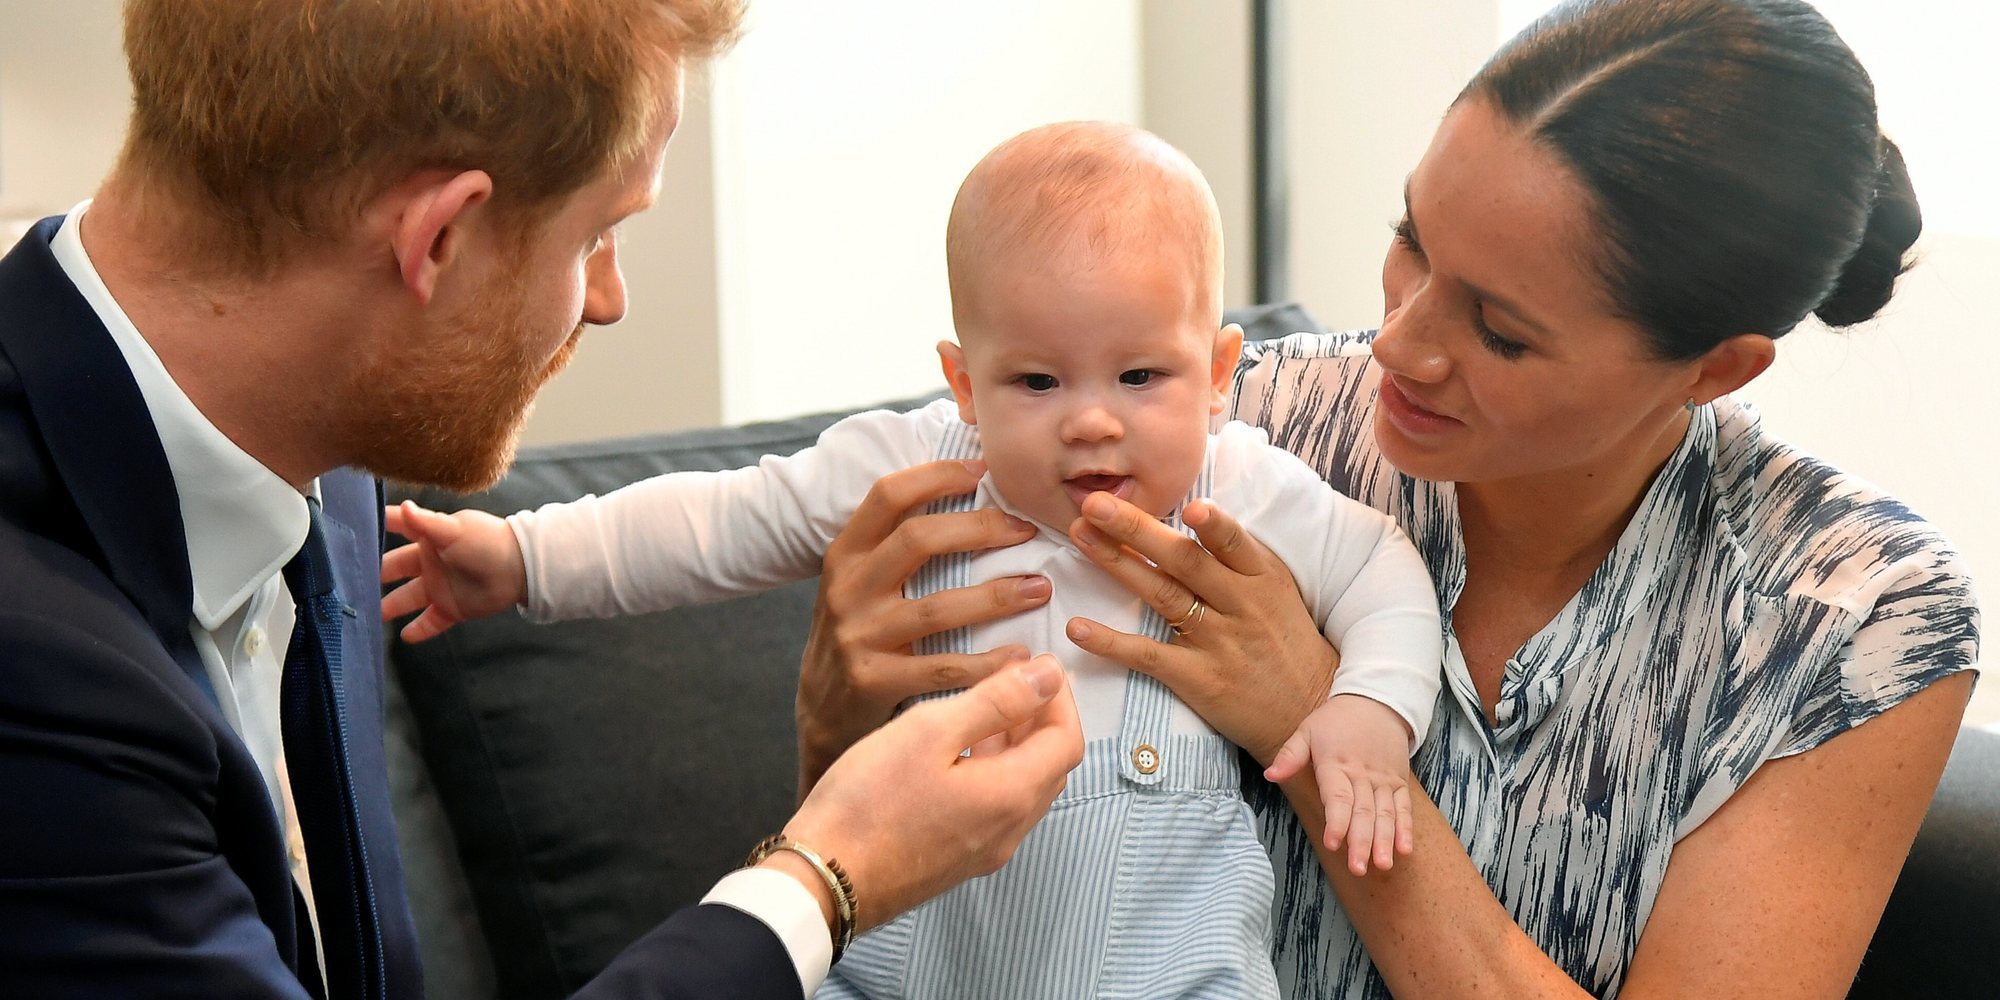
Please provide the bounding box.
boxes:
[2,0,1990,723]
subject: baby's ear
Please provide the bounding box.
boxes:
[937,341,979,425]
[1209,323,1245,415]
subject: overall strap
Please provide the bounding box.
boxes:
[1113,459,1214,788]
[909,418,982,658]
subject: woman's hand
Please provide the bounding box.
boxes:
[1062,491,1337,765]
[796,459,1050,794]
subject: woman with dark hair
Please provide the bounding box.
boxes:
[794,0,1979,995]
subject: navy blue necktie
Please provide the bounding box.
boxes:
[283,499,387,1000]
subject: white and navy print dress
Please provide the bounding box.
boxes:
[1228,331,1981,999]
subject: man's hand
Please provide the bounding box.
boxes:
[776,655,1084,933]
[380,500,529,642]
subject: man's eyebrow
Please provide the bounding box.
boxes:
[1400,174,1553,339]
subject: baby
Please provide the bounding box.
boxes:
[383,122,1442,999]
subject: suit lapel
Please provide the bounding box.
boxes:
[0,217,213,701]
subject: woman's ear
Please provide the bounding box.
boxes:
[390,170,495,306]
[938,340,978,425]
[1210,323,1245,415]
[1688,333,1777,405]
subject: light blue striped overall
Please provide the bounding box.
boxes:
[818,421,1281,999]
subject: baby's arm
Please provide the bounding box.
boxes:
[509,404,944,622]
[1220,425,1444,871]
[1265,694,1415,875]
[381,502,527,641]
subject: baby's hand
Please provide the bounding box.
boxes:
[380,500,528,642]
[1264,694,1415,876]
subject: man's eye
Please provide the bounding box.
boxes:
[1119,370,1156,386]
[1019,373,1058,391]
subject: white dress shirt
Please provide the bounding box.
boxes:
[50,202,326,976]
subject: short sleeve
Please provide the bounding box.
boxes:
[1776,548,1981,757]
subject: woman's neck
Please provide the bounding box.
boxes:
[1456,409,1692,582]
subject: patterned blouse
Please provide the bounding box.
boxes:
[1228,331,1981,998]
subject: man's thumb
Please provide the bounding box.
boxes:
[941,654,1064,748]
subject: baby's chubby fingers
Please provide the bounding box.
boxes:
[1371,783,1400,872]
[381,542,422,585]
[381,577,431,621]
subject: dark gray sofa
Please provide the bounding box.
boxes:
[381,304,1996,999]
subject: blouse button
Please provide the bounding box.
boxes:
[243,627,267,658]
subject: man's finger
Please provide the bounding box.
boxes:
[930,654,1067,750]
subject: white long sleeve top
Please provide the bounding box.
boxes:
[509,399,1443,746]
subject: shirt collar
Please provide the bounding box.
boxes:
[51,201,313,630]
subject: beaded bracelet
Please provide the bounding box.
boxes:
[746,833,857,962]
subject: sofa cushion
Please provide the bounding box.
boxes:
[387,303,1326,997]
[1847,724,2000,999]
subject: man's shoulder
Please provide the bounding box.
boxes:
[0,518,174,675]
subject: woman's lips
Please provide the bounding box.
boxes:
[1063,473,1134,507]
[1377,375,1463,436]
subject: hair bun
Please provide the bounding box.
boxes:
[1814,137,1923,327]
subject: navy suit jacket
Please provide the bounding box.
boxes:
[0,219,802,998]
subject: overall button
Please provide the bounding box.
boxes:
[1132,744,1160,774]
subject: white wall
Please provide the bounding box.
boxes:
[705,0,1145,425]
[1282,0,1501,329]
[0,2,128,221]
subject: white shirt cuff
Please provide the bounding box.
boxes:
[701,866,833,996]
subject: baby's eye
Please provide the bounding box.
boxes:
[1119,369,1157,387]
[1018,373,1058,392]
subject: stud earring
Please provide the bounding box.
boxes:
[1685,397,1698,413]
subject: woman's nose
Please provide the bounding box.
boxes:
[1373,291,1451,384]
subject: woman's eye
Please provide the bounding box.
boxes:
[1475,316,1529,360]
[1391,216,1424,258]
[1019,373,1058,392]
[1119,369,1156,387]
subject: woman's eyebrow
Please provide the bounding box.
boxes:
[1402,175,1554,339]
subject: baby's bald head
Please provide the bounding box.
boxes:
[946,122,1223,335]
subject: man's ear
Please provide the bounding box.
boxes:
[391,170,496,306]
[1209,322,1245,416]
[938,340,978,425]
[1686,333,1776,407]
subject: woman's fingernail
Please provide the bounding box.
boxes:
[1017,576,1051,600]
[1007,516,1034,533]
[1019,656,1062,697]
[1066,620,1092,643]
[1083,494,1113,523]
[960,460,987,477]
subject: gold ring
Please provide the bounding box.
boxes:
[1166,597,1206,636]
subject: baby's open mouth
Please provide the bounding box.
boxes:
[1063,473,1134,506]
